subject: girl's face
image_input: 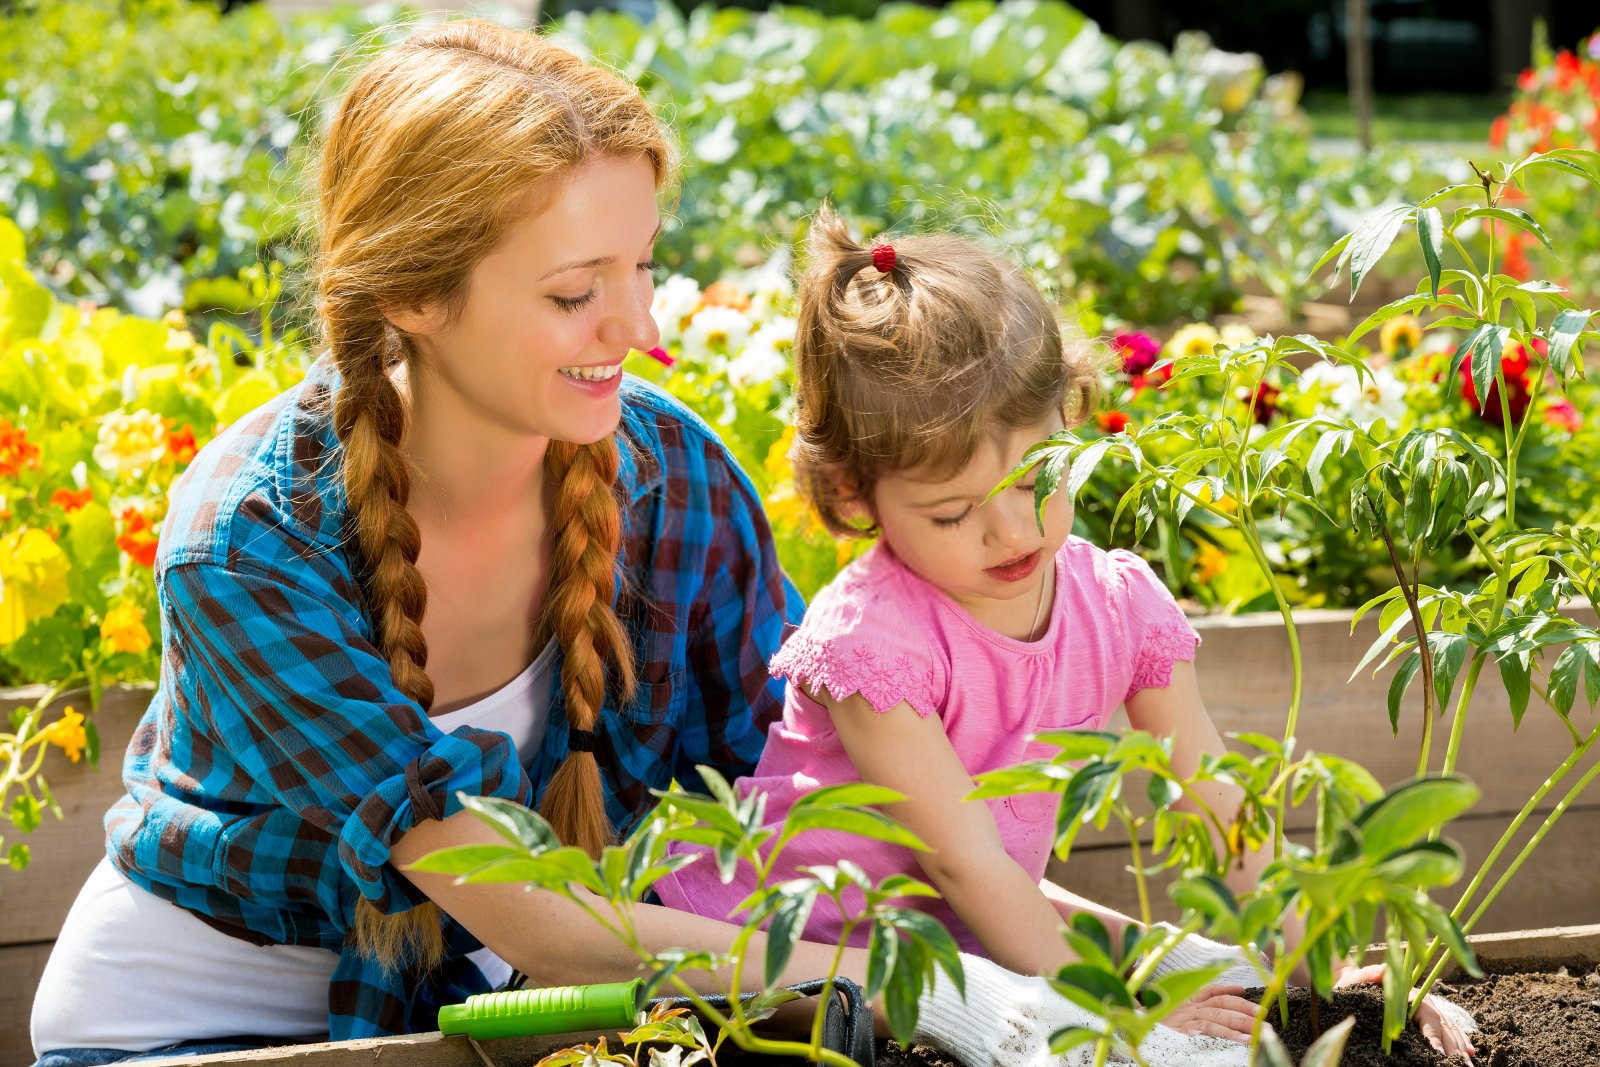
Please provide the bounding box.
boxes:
[870,416,1073,638]
[398,153,662,447]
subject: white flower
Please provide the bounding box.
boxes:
[1330,365,1408,428]
[94,410,168,473]
[727,320,795,388]
[1219,322,1257,349]
[681,305,753,357]
[650,275,702,344]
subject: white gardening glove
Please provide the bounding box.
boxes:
[911,951,1249,1066]
[1145,923,1263,990]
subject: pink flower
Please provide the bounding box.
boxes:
[1544,400,1582,433]
[1114,331,1161,377]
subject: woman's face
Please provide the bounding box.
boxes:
[400,153,662,447]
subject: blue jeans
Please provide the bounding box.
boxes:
[34,1036,318,1066]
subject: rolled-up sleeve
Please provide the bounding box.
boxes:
[161,558,535,916]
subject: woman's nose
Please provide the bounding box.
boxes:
[600,283,660,353]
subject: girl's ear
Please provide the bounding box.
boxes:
[831,471,877,531]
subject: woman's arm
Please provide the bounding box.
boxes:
[390,812,868,997]
[815,688,1076,978]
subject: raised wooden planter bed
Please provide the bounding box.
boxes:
[6,606,1598,1065]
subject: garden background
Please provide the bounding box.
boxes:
[2,0,1600,1062]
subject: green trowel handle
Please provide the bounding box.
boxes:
[438,979,644,1040]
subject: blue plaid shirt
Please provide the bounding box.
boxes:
[105,357,802,1038]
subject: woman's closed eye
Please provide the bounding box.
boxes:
[549,260,660,313]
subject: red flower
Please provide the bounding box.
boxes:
[1459,352,1534,427]
[0,420,40,478]
[1096,410,1131,435]
[1129,364,1173,396]
[1502,233,1532,281]
[1114,331,1161,377]
[1490,115,1509,149]
[1544,400,1582,433]
[1555,50,1581,91]
[1518,67,1539,92]
[116,509,159,568]
[50,487,93,512]
[1249,382,1281,425]
[165,425,198,465]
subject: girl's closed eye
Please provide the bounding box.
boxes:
[932,507,972,528]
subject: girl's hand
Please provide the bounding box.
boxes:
[1161,984,1258,1043]
[1336,963,1478,1063]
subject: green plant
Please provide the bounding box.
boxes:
[973,148,1600,1055]
[413,771,963,1065]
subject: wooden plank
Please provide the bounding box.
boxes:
[1,942,54,1067]
[1051,803,1600,936]
[136,1029,612,1067]
[1,686,150,945]
[1070,605,1600,850]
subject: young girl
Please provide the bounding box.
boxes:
[656,209,1477,1061]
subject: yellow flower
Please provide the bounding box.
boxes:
[1193,542,1230,584]
[0,527,71,644]
[1380,315,1423,357]
[100,600,152,655]
[93,410,168,474]
[43,706,87,763]
[764,426,798,483]
[1169,323,1221,360]
[1219,323,1257,349]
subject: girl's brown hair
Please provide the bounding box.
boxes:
[791,206,1097,536]
[316,18,667,973]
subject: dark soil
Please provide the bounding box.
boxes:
[868,965,1600,1067]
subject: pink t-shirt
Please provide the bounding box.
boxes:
[653,536,1199,953]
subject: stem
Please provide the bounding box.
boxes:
[1240,511,1302,860]
[1374,508,1437,777]
[1415,751,1600,1006]
[808,924,853,1062]
[1249,906,1345,1051]
[1121,811,1152,930]
[1413,715,1600,987]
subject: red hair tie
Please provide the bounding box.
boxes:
[870,244,897,273]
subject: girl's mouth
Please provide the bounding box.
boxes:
[985,550,1040,583]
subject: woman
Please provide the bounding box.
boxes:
[31,20,1258,1066]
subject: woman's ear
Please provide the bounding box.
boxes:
[381,298,448,339]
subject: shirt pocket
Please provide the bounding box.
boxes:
[621,667,687,725]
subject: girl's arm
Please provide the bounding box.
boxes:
[813,686,1077,978]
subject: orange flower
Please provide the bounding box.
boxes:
[1096,410,1131,434]
[0,420,40,478]
[1489,116,1509,149]
[43,706,88,763]
[116,509,159,568]
[165,425,198,465]
[700,280,751,312]
[49,487,93,512]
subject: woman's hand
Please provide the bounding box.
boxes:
[1337,963,1478,1063]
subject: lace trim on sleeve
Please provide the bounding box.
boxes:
[770,635,939,719]
[1125,623,1201,700]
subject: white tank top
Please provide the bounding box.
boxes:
[31,640,557,1055]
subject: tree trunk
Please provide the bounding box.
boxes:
[1346,0,1374,151]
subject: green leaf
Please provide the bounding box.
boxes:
[1498,650,1532,728]
[1417,207,1443,298]
[790,782,906,812]
[764,884,820,986]
[6,842,29,870]
[865,921,898,999]
[1548,644,1585,718]
[1032,730,1120,761]
[1547,308,1595,379]
[1302,1016,1358,1067]
[1372,840,1463,889]
[1066,437,1114,503]
[406,843,526,876]
[1053,963,1136,1012]
[1047,1027,1102,1055]
[1469,326,1510,415]
[1411,895,1484,978]
[1386,652,1422,736]
[1345,205,1412,300]
[784,807,927,851]
[1463,206,1552,250]
[1034,448,1071,532]
[1145,962,1230,1009]
[1428,632,1471,712]
[457,794,563,853]
[1354,777,1480,859]
[1257,1024,1298,1067]
[1168,873,1239,925]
